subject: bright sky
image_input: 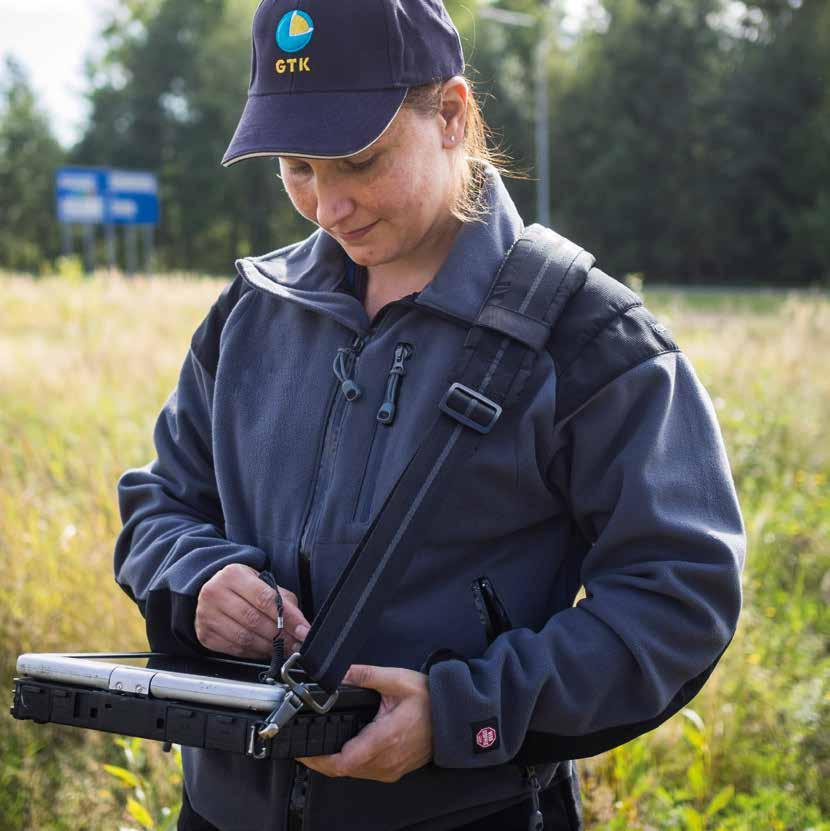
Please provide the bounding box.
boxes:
[0,0,117,147]
[0,0,593,150]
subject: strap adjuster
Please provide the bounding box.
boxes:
[439,383,503,434]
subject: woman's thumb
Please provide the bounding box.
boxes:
[342,663,400,692]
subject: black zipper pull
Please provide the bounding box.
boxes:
[526,766,544,831]
[377,342,413,425]
[333,334,366,402]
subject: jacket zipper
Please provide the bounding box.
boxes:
[287,763,310,831]
[526,765,544,831]
[296,332,365,619]
[289,307,400,831]
[291,337,362,830]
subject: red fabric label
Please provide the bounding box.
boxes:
[476,726,497,749]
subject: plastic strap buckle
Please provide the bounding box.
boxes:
[439,383,503,435]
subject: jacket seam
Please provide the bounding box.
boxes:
[552,299,644,378]
[219,287,257,356]
[191,286,256,382]
[189,347,216,382]
[554,347,682,431]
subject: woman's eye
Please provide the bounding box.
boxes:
[287,164,312,176]
[347,156,377,172]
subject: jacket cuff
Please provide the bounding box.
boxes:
[427,641,733,769]
[428,657,516,769]
[144,588,212,657]
[137,543,269,657]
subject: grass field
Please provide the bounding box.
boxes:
[1,273,828,830]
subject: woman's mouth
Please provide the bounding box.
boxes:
[340,221,379,242]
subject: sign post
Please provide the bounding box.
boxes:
[55,167,160,276]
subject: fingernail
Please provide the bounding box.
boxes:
[296,625,310,640]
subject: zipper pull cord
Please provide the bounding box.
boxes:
[526,766,544,831]
[333,335,365,402]
[377,343,413,425]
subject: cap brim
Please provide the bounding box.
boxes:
[221,87,408,167]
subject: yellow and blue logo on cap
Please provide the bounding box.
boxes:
[276,10,314,53]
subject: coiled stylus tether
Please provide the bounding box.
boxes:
[257,570,285,684]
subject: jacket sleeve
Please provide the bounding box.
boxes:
[427,345,746,768]
[113,276,268,655]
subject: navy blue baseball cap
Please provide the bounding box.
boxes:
[221,0,465,167]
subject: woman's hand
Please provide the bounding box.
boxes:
[298,664,433,783]
[195,563,311,659]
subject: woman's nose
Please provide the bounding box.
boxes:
[315,181,356,231]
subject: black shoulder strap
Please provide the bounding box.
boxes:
[292,225,595,696]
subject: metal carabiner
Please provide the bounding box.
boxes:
[256,653,340,742]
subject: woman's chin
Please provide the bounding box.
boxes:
[342,244,384,267]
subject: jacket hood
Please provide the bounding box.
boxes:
[234,162,525,333]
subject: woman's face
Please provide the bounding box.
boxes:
[277,81,467,270]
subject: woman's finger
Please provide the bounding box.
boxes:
[222,590,281,643]
[250,586,310,645]
[196,564,310,656]
[200,629,266,660]
[222,564,312,635]
[221,564,282,624]
[198,609,275,658]
[212,591,306,655]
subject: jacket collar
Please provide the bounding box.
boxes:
[235,163,525,333]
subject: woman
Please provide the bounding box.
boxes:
[113,2,746,830]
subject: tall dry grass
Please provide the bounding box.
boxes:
[1,274,827,829]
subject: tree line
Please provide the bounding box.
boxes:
[0,0,827,284]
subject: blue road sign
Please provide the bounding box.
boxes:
[56,167,107,224]
[107,169,159,225]
[56,167,159,226]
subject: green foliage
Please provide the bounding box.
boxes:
[721,0,830,285]
[1,1,828,282]
[54,254,87,281]
[0,57,65,273]
[449,1,573,214]
[551,0,728,281]
[71,0,311,274]
[592,708,739,829]
[102,737,183,831]
[546,0,829,285]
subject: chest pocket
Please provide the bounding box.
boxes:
[339,329,560,548]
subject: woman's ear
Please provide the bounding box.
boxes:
[440,77,469,147]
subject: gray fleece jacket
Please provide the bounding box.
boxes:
[113,164,745,830]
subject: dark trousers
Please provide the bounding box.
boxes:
[178,771,582,831]
[179,787,221,831]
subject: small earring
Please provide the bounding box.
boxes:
[450,135,456,143]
